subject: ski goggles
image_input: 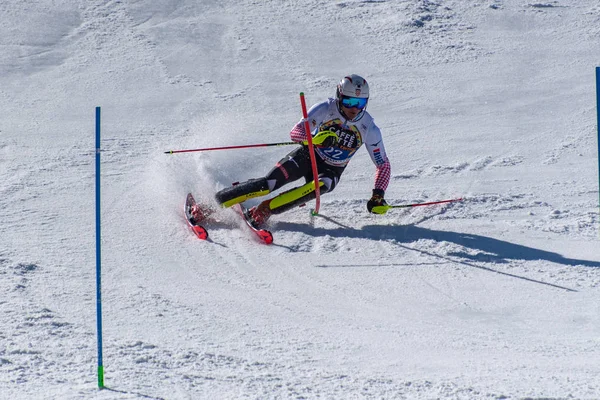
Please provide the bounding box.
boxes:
[340,95,368,110]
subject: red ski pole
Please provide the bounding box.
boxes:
[164,141,299,154]
[300,92,321,215]
[371,198,464,214]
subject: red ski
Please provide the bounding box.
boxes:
[184,193,209,240]
[234,203,273,245]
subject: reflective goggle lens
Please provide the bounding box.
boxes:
[341,96,368,109]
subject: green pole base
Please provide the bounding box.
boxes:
[98,366,105,389]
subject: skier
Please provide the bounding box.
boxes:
[206,74,391,226]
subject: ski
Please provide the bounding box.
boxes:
[184,193,209,240]
[234,203,274,245]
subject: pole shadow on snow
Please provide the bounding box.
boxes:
[100,387,165,400]
[276,215,600,292]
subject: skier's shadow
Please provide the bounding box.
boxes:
[276,218,600,269]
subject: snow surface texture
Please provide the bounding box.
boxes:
[1,0,599,399]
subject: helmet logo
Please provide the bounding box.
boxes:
[355,88,361,96]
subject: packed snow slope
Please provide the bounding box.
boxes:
[1,1,600,399]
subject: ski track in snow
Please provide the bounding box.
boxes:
[1,0,600,399]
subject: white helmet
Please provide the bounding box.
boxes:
[335,74,369,120]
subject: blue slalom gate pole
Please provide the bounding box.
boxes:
[95,107,105,389]
[597,68,600,219]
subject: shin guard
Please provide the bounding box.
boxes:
[267,181,325,214]
[215,178,270,208]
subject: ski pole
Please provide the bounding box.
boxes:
[164,141,299,154]
[371,198,464,214]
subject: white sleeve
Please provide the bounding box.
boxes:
[365,123,388,167]
[305,100,332,135]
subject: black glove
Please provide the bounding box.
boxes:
[367,189,388,214]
